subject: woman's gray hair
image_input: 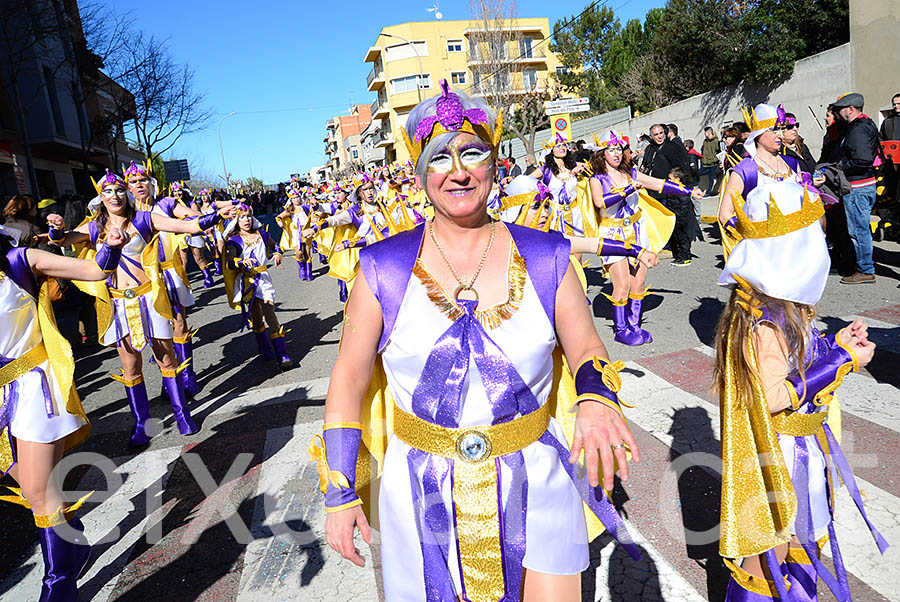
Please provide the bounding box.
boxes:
[405,86,498,182]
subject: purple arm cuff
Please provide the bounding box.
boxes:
[346,238,368,249]
[94,242,122,273]
[322,425,362,510]
[197,212,222,231]
[786,334,858,408]
[574,357,621,408]
[598,238,642,258]
[661,180,692,196]
[48,226,65,242]
[599,184,636,208]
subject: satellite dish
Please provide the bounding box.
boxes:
[435,11,443,19]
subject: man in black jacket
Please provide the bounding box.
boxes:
[834,92,881,284]
[880,94,900,141]
[649,124,696,264]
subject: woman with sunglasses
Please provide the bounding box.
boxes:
[779,112,816,175]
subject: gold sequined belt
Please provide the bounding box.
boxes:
[392,402,551,463]
[160,260,175,270]
[772,411,826,437]
[109,280,152,300]
[599,208,642,228]
[0,343,47,389]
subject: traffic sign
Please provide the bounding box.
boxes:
[552,113,572,143]
[544,97,590,115]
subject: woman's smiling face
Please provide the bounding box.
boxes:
[101,183,129,213]
[421,133,495,220]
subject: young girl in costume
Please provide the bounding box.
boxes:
[47,170,234,446]
[715,104,887,601]
[0,223,125,601]
[276,189,314,281]
[175,182,216,289]
[587,130,702,346]
[223,204,293,370]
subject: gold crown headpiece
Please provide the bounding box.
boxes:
[732,187,824,239]
[542,132,568,150]
[91,169,126,195]
[123,159,153,182]
[740,104,786,133]
[400,79,502,169]
[235,202,253,216]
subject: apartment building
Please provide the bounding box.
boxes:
[323,104,372,175]
[363,18,562,165]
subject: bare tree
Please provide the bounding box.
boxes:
[467,0,554,163]
[119,33,211,162]
[0,0,69,194]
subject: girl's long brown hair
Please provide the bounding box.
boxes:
[713,285,814,408]
[589,149,634,178]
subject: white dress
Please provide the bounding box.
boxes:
[230,234,276,305]
[377,240,589,601]
[593,170,649,266]
[101,231,174,346]
[1,273,84,444]
[544,169,583,236]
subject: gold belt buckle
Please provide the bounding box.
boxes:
[455,429,492,463]
[123,288,136,299]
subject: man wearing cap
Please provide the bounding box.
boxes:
[834,92,881,284]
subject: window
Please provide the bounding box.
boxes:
[556,66,571,76]
[43,67,65,136]
[390,74,432,94]
[523,69,537,89]
[352,148,359,159]
[520,37,534,58]
[451,71,467,85]
[447,39,463,53]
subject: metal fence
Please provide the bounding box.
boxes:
[500,106,633,159]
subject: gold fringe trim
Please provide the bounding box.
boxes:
[411,242,527,331]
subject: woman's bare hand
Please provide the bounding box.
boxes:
[569,401,639,490]
[325,505,372,567]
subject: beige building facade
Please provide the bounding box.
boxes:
[363,18,562,164]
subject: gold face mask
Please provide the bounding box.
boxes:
[426,136,494,175]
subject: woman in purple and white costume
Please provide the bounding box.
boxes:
[521,133,586,236]
[314,81,642,602]
[223,204,292,370]
[0,223,125,601]
[47,171,235,446]
[175,182,216,288]
[588,130,702,346]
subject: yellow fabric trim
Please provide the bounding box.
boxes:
[785,544,814,565]
[601,292,628,306]
[733,187,824,240]
[454,458,505,602]
[160,359,191,378]
[575,394,625,418]
[323,422,363,430]
[723,557,791,597]
[599,208,643,228]
[0,343,47,389]
[109,373,144,387]
[0,486,31,508]
[771,410,826,437]
[324,498,362,514]
[393,402,550,461]
[33,491,92,528]
[628,288,650,300]
[108,280,153,299]
[785,381,801,411]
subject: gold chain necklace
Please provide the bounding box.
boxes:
[755,154,791,179]
[428,219,496,304]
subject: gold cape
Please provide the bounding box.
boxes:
[0,279,89,478]
[576,178,676,253]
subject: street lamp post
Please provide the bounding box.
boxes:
[382,33,424,103]
[217,111,237,195]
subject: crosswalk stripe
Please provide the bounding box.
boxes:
[619,361,899,601]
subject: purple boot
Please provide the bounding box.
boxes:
[297,260,307,281]
[612,301,644,346]
[121,376,152,447]
[213,258,223,275]
[270,327,293,370]
[254,326,275,361]
[338,280,348,303]
[201,267,214,288]
[161,370,199,435]
[173,334,202,397]
[34,510,91,602]
[305,261,314,281]
[626,294,653,344]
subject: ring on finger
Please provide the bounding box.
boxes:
[611,442,626,450]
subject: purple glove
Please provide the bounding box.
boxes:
[574,356,625,413]
[598,238,643,259]
[661,180,692,196]
[599,184,636,208]
[786,333,858,409]
[48,225,65,243]
[94,241,122,273]
[197,212,223,231]
[319,424,363,512]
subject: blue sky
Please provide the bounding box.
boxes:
[108,0,664,185]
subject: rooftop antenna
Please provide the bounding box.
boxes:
[428,1,442,20]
